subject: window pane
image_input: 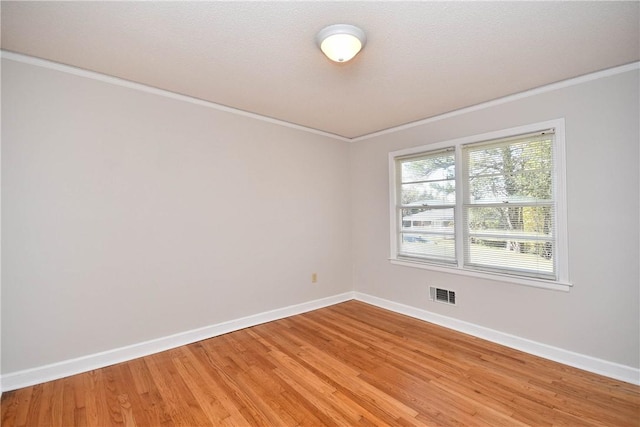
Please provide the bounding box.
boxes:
[400,153,454,184]
[467,138,552,176]
[400,234,456,261]
[466,205,553,236]
[465,205,554,276]
[469,170,551,203]
[466,237,554,277]
[402,207,455,232]
[401,181,455,206]
[467,137,552,204]
[399,207,455,263]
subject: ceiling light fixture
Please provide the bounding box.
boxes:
[316,24,366,63]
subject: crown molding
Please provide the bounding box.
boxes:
[2,51,638,143]
[351,61,640,142]
[0,50,351,143]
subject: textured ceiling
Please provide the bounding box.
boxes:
[2,1,639,139]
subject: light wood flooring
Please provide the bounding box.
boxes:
[2,300,639,426]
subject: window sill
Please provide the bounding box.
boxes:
[389,258,572,292]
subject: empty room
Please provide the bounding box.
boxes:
[1,1,639,426]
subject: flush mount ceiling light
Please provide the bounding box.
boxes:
[316,24,366,63]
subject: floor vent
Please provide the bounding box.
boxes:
[429,286,456,305]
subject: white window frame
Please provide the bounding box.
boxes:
[389,119,571,292]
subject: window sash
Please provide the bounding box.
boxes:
[461,131,557,280]
[396,150,457,264]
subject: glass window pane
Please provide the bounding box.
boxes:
[400,234,456,261]
[469,170,551,203]
[467,137,552,204]
[402,208,455,232]
[467,138,552,177]
[399,207,455,263]
[401,181,455,206]
[466,206,554,236]
[466,237,554,277]
[400,153,455,184]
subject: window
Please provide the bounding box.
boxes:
[396,148,456,264]
[389,120,570,290]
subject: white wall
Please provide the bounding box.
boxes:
[2,55,638,383]
[1,58,352,374]
[350,69,640,369]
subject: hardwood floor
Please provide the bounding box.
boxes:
[2,300,639,426]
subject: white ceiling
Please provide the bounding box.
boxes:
[2,1,639,139]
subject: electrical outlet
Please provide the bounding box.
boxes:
[311,273,318,283]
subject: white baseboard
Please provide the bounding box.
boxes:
[3,290,638,391]
[354,292,640,386]
[0,292,355,392]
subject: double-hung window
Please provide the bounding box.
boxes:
[390,120,570,290]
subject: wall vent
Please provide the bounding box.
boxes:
[429,286,456,305]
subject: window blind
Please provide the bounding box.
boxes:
[397,149,456,264]
[462,131,556,279]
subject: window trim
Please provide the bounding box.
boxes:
[389,119,571,292]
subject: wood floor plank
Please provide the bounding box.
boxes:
[0,386,20,427]
[35,381,55,427]
[23,384,43,427]
[114,363,150,427]
[179,344,254,426]
[2,300,639,426]
[61,377,77,427]
[49,378,65,427]
[194,339,280,426]
[85,369,117,427]
[144,353,212,427]
[127,356,176,427]
[273,366,363,426]
[102,365,126,425]
[248,326,385,425]
[171,350,233,425]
